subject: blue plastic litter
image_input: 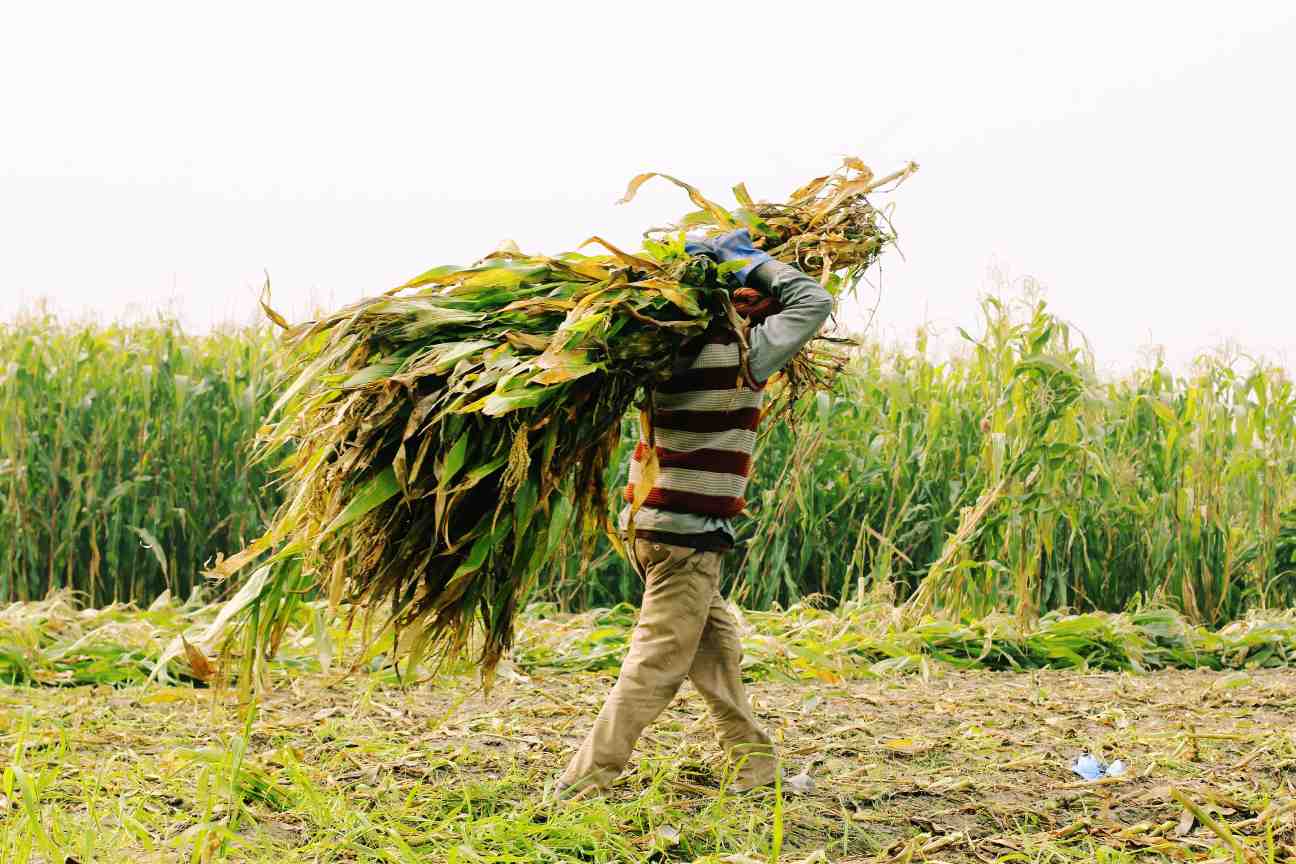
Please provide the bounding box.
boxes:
[1071,754,1105,780]
[1070,753,1125,780]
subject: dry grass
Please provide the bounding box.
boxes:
[2,619,1293,862]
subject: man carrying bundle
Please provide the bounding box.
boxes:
[555,229,833,798]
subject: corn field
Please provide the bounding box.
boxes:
[738,297,1296,625]
[2,298,1294,624]
[0,311,278,606]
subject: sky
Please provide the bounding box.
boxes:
[2,1,1294,375]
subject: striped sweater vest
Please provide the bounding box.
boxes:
[623,329,763,519]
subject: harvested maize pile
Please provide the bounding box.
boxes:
[208,159,917,688]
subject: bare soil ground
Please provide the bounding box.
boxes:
[2,666,1294,862]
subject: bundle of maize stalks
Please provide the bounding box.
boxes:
[209,158,917,689]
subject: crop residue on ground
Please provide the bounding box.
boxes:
[2,663,1293,862]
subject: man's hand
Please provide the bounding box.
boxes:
[684,229,773,287]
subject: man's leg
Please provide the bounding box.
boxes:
[559,541,718,794]
[688,587,778,790]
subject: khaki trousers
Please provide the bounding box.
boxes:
[559,539,777,794]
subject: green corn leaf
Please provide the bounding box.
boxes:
[129,526,169,580]
[323,466,400,536]
[439,432,471,487]
[340,361,399,390]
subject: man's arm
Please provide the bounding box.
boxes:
[744,260,833,384]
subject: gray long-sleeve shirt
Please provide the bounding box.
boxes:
[619,259,833,540]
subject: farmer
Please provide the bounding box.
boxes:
[555,229,833,798]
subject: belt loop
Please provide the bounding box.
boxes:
[627,538,644,579]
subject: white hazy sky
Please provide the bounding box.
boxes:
[2,1,1293,374]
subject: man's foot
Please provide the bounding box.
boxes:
[543,779,572,803]
[731,768,814,796]
[730,766,781,794]
[731,777,775,794]
[543,777,600,803]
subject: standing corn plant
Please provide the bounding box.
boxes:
[901,302,1090,623]
[0,315,277,607]
[174,160,918,691]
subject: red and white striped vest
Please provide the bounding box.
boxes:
[622,329,763,519]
